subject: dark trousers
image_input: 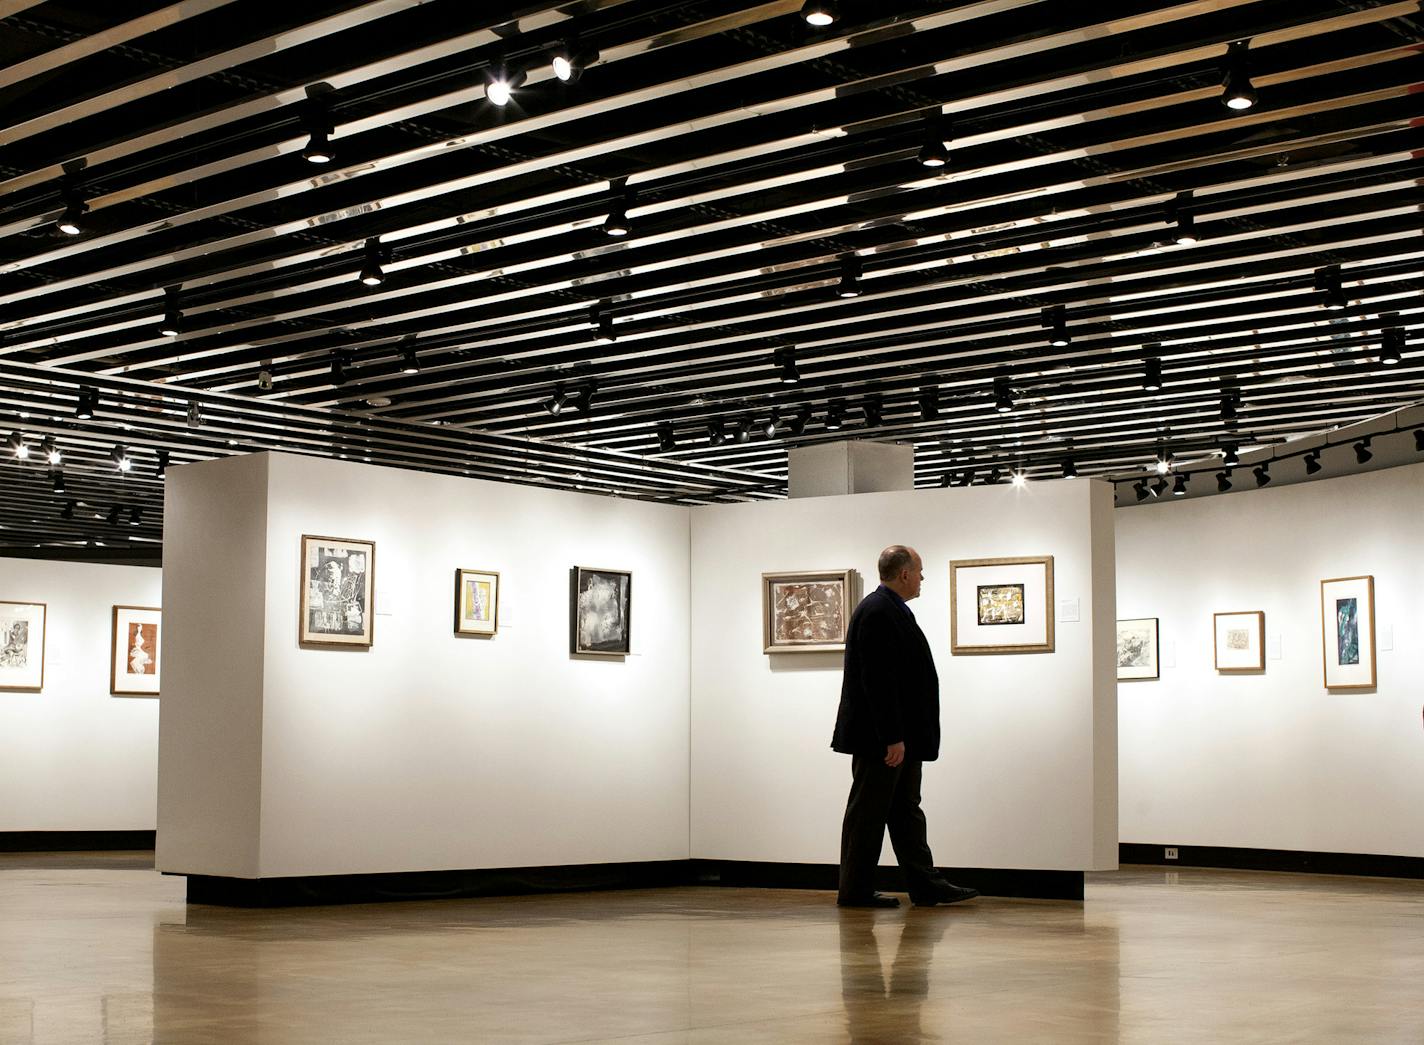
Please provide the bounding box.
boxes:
[838,755,939,901]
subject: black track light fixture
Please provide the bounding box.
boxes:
[257,368,274,391]
[111,444,132,473]
[129,506,142,527]
[1042,304,1069,347]
[1151,477,1169,498]
[762,410,781,439]
[358,238,387,287]
[826,399,846,430]
[300,91,336,163]
[993,376,1013,414]
[987,466,1003,486]
[56,175,88,235]
[550,39,598,83]
[1223,444,1239,467]
[1354,437,1373,464]
[1220,395,1238,422]
[734,419,751,444]
[76,386,97,420]
[957,469,976,488]
[52,471,65,494]
[544,384,568,415]
[1172,474,1188,497]
[918,385,939,422]
[331,353,348,385]
[1133,479,1149,502]
[657,422,675,453]
[916,110,950,168]
[41,438,61,466]
[1061,459,1078,479]
[1253,463,1272,487]
[485,63,526,107]
[107,505,121,527]
[6,431,26,460]
[1216,470,1233,493]
[158,286,183,337]
[603,178,631,237]
[708,418,726,446]
[1381,326,1404,366]
[1220,40,1257,111]
[1314,265,1347,311]
[187,401,203,429]
[60,500,74,520]
[835,255,862,298]
[800,0,839,26]
[573,381,597,414]
[1304,448,1323,475]
[1170,191,1198,245]
[862,394,883,428]
[156,450,170,478]
[1143,351,1163,391]
[776,347,800,384]
[788,405,811,437]
[591,300,616,343]
[400,341,420,374]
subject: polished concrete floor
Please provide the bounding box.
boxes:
[2,855,1422,1044]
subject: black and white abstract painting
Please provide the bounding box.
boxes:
[300,535,376,647]
[571,567,632,656]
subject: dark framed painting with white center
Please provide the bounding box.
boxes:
[454,568,499,637]
[571,566,631,656]
[299,535,375,647]
[949,556,1054,654]
[1116,617,1159,681]
[762,569,855,654]
[0,600,46,692]
[1213,611,1265,673]
[111,605,160,696]
[1320,575,1375,689]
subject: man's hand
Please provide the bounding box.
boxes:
[884,742,905,768]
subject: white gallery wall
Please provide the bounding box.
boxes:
[158,453,692,878]
[0,556,161,832]
[690,479,1120,872]
[1117,461,1424,857]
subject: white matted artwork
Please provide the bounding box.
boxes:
[1116,617,1159,681]
[454,568,499,637]
[1213,611,1265,673]
[1320,575,1375,690]
[111,605,160,697]
[949,556,1054,654]
[0,600,47,692]
[300,535,375,647]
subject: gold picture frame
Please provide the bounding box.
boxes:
[0,600,47,692]
[454,568,500,637]
[949,556,1055,654]
[299,535,376,647]
[110,605,160,697]
[1213,611,1266,673]
[1320,575,1376,690]
[761,569,856,654]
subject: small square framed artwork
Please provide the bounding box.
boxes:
[571,566,632,656]
[949,556,1054,654]
[1320,575,1376,689]
[454,569,499,637]
[111,605,160,697]
[1213,611,1265,673]
[762,570,855,654]
[0,600,47,692]
[300,535,375,647]
[1116,617,1159,681]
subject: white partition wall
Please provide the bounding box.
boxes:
[1117,462,1424,858]
[0,557,162,832]
[689,479,1119,872]
[158,453,692,878]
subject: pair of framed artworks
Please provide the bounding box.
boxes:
[298,535,633,656]
[1116,575,1377,689]
[760,556,1055,655]
[0,600,160,696]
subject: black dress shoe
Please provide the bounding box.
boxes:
[910,883,979,907]
[837,892,901,908]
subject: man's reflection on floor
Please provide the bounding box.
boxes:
[839,912,950,1043]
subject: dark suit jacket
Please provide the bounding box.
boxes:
[831,585,941,762]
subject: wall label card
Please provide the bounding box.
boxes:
[1058,597,1081,623]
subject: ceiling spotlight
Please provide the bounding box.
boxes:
[257,368,274,391]
[52,471,65,494]
[107,506,121,527]
[573,381,596,414]
[708,418,726,446]
[485,64,527,107]
[862,395,883,428]
[129,506,142,527]
[400,342,420,374]
[544,385,568,415]
[788,405,811,437]
[112,445,132,473]
[75,386,97,420]
[1220,40,1258,111]
[6,432,27,459]
[1216,470,1233,492]
[1042,304,1069,347]
[657,421,675,452]
[300,93,335,163]
[1011,470,1027,489]
[1155,453,1172,475]
[591,301,616,342]
[763,410,781,439]
[156,450,170,478]
[1143,353,1163,391]
[918,385,940,421]
[1170,192,1199,245]
[1253,463,1272,487]
[1172,474,1188,497]
[330,353,349,385]
[1220,396,1238,422]
[800,0,839,26]
[993,377,1013,413]
[1061,459,1078,479]
[776,347,800,384]
[603,179,631,237]
[1133,479,1149,502]
[358,238,387,287]
[1381,327,1404,366]
[1223,444,1240,467]
[186,401,202,428]
[1151,477,1169,497]
[826,399,846,430]
[1354,438,1373,464]
[1314,265,1347,311]
[734,419,751,444]
[158,286,183,337]
[957,469,976,487]
[836,255,862,298]
[56,176,88,235]
[1304,448,1323,475]
[42,439,61,466]
[550,40,598,83]
[987,466,1003,485]
[60,500,75,520]
[302,126,334,163]
[916,111,950,168]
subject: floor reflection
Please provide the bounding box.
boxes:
[839,912,949,1043]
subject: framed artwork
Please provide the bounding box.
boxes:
[1320,575,1376,689]
[950,556,1054,654]
[571,566,631,656]
[762,569,855,654]
[1116,617,1159,681]
[299,535,375,647]
[454,568,499,637]
[1213,611,1265,673]
[111,605,160,696]
[0,601,46,692]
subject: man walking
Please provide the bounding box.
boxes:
[831,545,979,908]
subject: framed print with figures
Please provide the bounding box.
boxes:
[300,535,375,647]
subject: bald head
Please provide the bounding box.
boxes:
[878,545,923,601]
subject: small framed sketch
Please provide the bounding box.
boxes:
[950,556,1054,654]
[1116,618,1159,681]
[111,605,160,697]
[1213,611,1265,673]
[571,566,631,656]
[1320,575,1376,689]
[300,535,375,647]
[454,568,499,637]
[0,601,46,692]
[762,569,855,654]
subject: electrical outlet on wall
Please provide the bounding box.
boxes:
[1165,847,1179,860]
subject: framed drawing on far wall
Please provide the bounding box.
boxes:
[0,600,47,692]
[949,556,1054,654]
[762,570,855,654]
[300,535,375,647]
[111,605,160,696]
[1116,617,1159,680]
[1320,575,1376,689]
[571,566,631,656]
[454,568,499,637]
[1213,611,1265,673]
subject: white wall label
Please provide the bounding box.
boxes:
[1057,597,1080,622]
[1162,640,1176,669]
[1379,624,1393,652]
[1267,634,1282,661]
[374,588,398,617]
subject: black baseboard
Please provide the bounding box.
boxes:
[0,830,156,852]
[1120,843,1424,880]
[185,858,1082,907]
